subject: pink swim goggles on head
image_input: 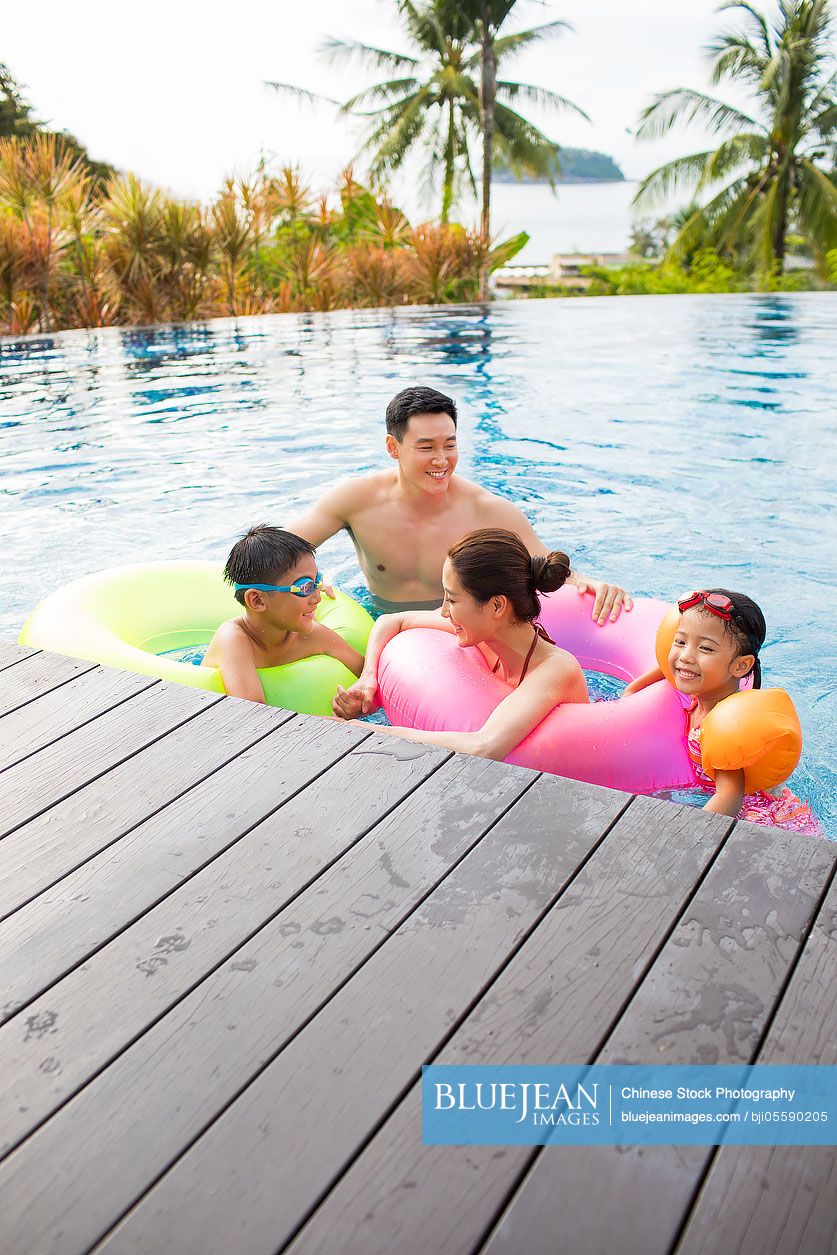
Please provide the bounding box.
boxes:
[678,590,733,620]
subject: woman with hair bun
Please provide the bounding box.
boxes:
[333,528,589,759]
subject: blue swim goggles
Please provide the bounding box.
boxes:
[234,571,323,598]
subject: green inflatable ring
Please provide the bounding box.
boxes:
[18,560,374,717]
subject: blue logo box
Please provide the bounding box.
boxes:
[422,1064,836,1146]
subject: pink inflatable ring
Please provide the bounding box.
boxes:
[377,586,693,793]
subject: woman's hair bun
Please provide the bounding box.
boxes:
[530,550,571,593]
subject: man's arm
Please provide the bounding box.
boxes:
[285,480,355,547]
[480,492,633,624]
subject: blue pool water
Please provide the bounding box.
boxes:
[2,295,834,833]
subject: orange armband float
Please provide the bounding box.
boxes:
[699,689,802,792]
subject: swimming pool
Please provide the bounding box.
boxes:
[2,294,835,833]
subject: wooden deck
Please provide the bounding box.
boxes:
[0,639,834,1255]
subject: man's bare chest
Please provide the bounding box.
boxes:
[348,506,481,578]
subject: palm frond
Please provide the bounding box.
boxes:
[264,81,341,108]
[796,158,837,251]
[320,37,419,75]
[708,35,769,88]
[665,176,754,262]
[716,2,774,57]
[496,80,591,123]
[701,131,769,183]
[491,103,562,184]
[636,88,761,141]
[341,79,421,114]
[491,20,574,63]
[633,151,716,209]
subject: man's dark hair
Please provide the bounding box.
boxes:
[385,386,457,442]
[224,525,315,607]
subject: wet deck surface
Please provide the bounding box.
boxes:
[0,639,834,1255]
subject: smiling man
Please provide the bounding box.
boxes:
[287,386,631,622]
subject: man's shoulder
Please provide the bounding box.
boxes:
[458,477,525,520]
[327,470,394,510]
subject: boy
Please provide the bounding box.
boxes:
[205,525,364,703]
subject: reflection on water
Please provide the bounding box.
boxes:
[2,294,835,833]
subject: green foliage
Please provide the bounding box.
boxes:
[634,0,837,276]
[0,137,527,332]
[579,247,825,296]
[0,63,37,139]
[1,61,117,189]
[585,250,748,296]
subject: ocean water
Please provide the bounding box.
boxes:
[397,180,639,263]
[1,294,834,832]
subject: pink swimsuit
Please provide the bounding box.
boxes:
[684,694,823,837]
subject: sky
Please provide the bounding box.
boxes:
[3,0,758,210]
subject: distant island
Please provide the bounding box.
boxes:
[494,147,625,184]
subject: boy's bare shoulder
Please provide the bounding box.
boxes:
[205,617,251,664]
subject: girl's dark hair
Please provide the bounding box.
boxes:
[447,528,570,623]
[224,525,315,606]
[704,587,766,688]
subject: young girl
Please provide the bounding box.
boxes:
[332,528,589,760]
[624,588,823,834]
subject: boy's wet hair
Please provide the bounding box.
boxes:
[385,386,457,442]
[702,588,767,688]
[224,525,315,607]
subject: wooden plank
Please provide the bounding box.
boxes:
[0,642,38,672]
[0,696,294,928]
[0,747,526,1255]
[0,700,314,1011]
[0,733,452,1170]
[0,680,218,840]
[90,774,628,1255]
[0,652,98,717]
[479,823,837,1255]
[0,665,158,773]
[285,799,733,1255]
[674,872,837,1255]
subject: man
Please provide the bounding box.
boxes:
[288,385,632,622]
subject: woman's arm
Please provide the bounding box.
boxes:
[332,609,452,718]
[703,768,744,817]
[369,654,582,761]
[621,666,665,698]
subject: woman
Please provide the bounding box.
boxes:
[332,528,589,759]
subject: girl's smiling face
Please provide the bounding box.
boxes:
[669,607,755,698]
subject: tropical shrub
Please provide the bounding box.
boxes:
[0,135,527,333]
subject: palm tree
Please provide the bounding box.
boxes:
[634,0,837,277]
[268,0,587,244]
[452,0,588,297]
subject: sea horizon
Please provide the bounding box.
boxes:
[398,179,642,264]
